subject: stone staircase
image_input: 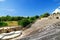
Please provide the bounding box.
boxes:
[18,19,60,40]
[21,18,60,36]
[11,18,60,40]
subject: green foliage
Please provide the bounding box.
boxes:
[0,13,50,27]
[0,16,25,21]
[18,19,30,27]
[29,17,36,23]
[40,13,50,18]
[0,22,8,27]
[0,13,49,22]
[6,15,12,21]
[29,15,39,23]
[26,16,29,19]
[34,15,39,19]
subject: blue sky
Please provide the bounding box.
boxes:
[0,0,60,16]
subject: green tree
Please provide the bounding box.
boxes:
[34,15,39,19]
[18,19,30,27]
[26,16,29,19]
[1,16,7,21]
[28,17,36,23]
[0,22,8,27]
[40,13,50,18]
[6,15,12,21]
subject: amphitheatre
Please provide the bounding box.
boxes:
[0,7,60,40]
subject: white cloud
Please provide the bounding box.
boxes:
[0,8,17,16]
[52,6,60,13]
[2,8,15,12]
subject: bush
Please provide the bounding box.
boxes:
[18,19,30,27]
[34,15,39,19]
[40,13,50,18]
[29,17,36,23]
[0,22,8,27]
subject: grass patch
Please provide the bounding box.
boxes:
[5,21,18,26]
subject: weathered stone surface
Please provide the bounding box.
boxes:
[18,21,60,40]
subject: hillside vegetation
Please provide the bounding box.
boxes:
[0,13,50,27]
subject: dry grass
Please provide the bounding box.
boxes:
[5,21,18,26]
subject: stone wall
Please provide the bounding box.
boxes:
[48,13,60,19]
[0,26,22,34]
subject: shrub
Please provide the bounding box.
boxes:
[34,15,39,19]
[18,19,30,27]
[0,22,8,27]
[40,13,50,18]
[28,17,36,23]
